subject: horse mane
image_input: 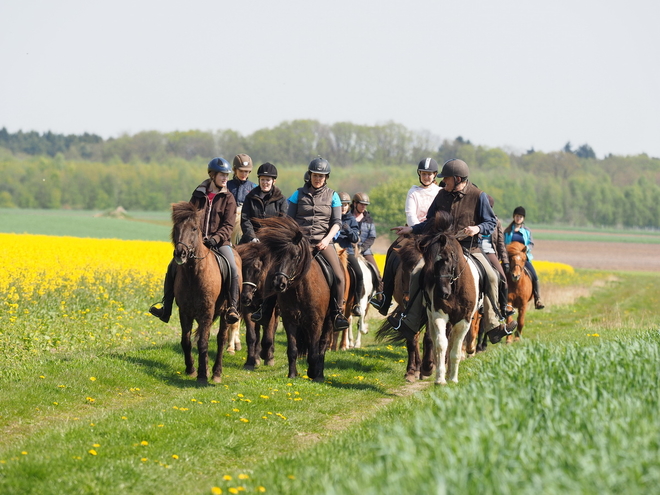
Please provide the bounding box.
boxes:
[507,241,527,257]
[395,236,422,273]
[255,216,314,282]
[235,241,270,266]
[170,201,199,244]
[417,211,460,294]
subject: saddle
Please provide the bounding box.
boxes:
[212,250,233,299]
[462,248,488,298]
[315,254,335,288]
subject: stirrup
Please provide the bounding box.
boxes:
[369,292,384,309]
[351,304,362,316]
[503,304,515,317]
[535,299,545,310]
[226,307,240,324]
[387,312,405,330]
[149,302,170,323]
[250,308,264,323]
[333,313,349,331]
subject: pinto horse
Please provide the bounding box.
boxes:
[171,201,242,384]
[236,242,279,370]
[418,211,481,384]
[506,241,533,341]
[256,216,334,382]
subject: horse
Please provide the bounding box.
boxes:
[377,236,435,383]
[348,254,375,349]
[417,211,481,384]
[236,242,279,370]
[332,247,369,351]
[170,201,242,384]
[256,216,334,382]
[505,241,533,341]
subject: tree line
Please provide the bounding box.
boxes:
[1,122,659,230]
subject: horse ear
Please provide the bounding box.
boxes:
[293,230,304,245]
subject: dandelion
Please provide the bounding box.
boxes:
[89,377,96,381]
[88,450,97,456]
[141,458,148,462]
[232,408,240,412]
[86,397,95,403]
[238,474,249,480]
[223,475,232,481]
[287,475,295,479]
[257,487,266,493]
[140,441,149,446]
[121,416,128,420]
[21,451,28,455]
[157,424,164,427]
[259,395,269,399]
[92,444,100,448]
[240,418,249,423]
[229,488,239,495]
[211,488,223,495]
[172,454,179,460]
[39,375,45,379]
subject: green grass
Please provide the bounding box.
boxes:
[0,208,170,241]
[529,223,660,244]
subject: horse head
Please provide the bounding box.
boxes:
[507,241,527,282]
[171,201,206,265]
[236,243,270,311]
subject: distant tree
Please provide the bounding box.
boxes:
[563,142,573,153]
[575,143,596,159]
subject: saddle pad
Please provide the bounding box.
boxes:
[315,255,334,288]
[213,251,232,298]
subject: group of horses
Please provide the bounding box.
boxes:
[167,201,534,386]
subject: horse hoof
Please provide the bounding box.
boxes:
[435,380,447,386]
[226,349,236,355]
[234,343,242,351]
[186,369,197,377]
[405,373,417,383]
[313,376,325,383]
[212,375,222,383]
[196,379,210,387]
[243,364,255,371]
[265,359,275,367]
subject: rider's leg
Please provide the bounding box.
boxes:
[372,240,400,315]
[318,245,350,331]
[219,245,241,324]
[472,251,517,343]
[526,260,544,309]
[485,252,513,317]
[251,294,277,324]
[347,254,364,316]
[363,253,383,290]
[387,257,426,338]
[149,259,176,323]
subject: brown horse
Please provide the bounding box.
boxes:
[256,216,334,382]
[236,242,279,370]
[506,241,533,341]
[331,246,353,351]
[171,201,242,384]
[377,236,435,383]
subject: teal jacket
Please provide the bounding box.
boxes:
[504,225,534,261]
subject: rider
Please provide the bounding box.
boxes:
[239,162,288,244]
[389,158,517,344]
[504,206,545,309]
[149,157,241,325]
[371,157,441,315]
[287,157,350,331]
[482,195,514,318]
[351,192,383,304]
[336,192,363,316]
[228,153,257,245]
[240,162,289,324]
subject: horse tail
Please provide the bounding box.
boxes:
[296,326,310,358]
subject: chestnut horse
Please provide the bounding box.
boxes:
[506,241,533,341]
[256,216,334,382]
[236,242,279,370]
[170,201,242,384]
[417,211,481,384]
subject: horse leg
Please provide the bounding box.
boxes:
[211,317,228,383]
[420,330,435,379]
[260,306,277,366]
[428,310,449,385]
[284,323,299,379]
[225,321,240,354]
[447,319,471,383]
[243,316,258,370]
[405,335,419,383]
[516,303,527,340]
[308,317,333,382]
[179,312,196,377]
[196,316,213,384]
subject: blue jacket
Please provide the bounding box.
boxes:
[504,225,534,261]
[335,212,360,254]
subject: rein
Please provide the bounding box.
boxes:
[175,240,211,261]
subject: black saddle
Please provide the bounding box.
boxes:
[212,250,233,298]
[315,254,335,288]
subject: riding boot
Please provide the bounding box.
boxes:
[499,280,515,317]
[149,260,176,323]
[487,319,517,344]
[532,277,545,310]
[251,295,276,324]
[333,300,350,332]
[352,277,364,316]
[226,275,241,324]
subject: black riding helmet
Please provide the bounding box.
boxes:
[417,158,438,185]
[257,162,278,178]
[513,206,526,217]
[438,158,469,179]
[308,157,331,176]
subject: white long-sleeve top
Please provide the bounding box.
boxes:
[405,183,441,226]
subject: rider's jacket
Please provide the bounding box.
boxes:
[287,183,341,244]
[190,179,236,248]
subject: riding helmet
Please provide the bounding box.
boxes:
[257,162,278,178]
[353,192,370,205]
[308,157,331,175]
[417,158,439,173]
[232,153,253,171]
[513,206,526,217]
[438,158,469,178]
[208,157,232,174]
[337,192,351,204]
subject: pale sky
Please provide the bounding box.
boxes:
[1,0,659,158]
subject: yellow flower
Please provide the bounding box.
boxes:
[238,474,249,480]
[141,458,148,462]
[140,441,149,446]
[229,488,239,495]
[89,377,96,381]
[257,487,266,493]
[92,444,100,448]
[211,488,222,495]
[240,418,249,423]
[21,451,28,455]
[88,450,97,456]
[172,454,179,460]
[223,475,232,481]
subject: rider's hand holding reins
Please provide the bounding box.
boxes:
[391,226,412,236]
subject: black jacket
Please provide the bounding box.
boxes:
[239,185,288,244]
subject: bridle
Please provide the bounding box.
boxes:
[175,240,211,261]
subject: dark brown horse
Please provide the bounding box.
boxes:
[236,242,279,370]
[506,241,533,341]
[171,201,242,384]
[256,216,333,382]
[377,236,435,383]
